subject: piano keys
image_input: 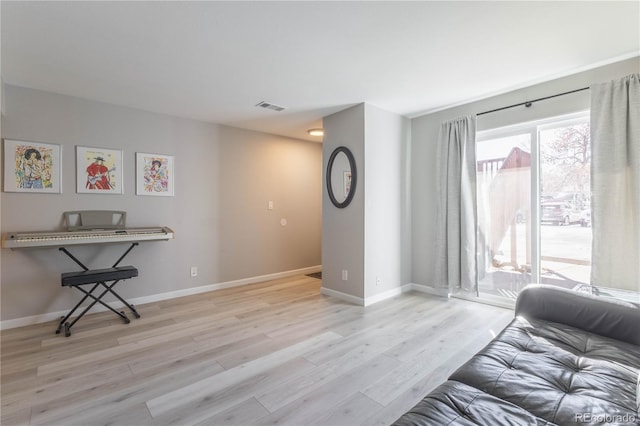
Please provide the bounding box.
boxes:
[2,227,174,249]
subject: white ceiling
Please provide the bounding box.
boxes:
[2,1,639,142]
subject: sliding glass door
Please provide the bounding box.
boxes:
[476,113,592,302]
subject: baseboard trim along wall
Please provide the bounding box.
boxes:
[410,283,449,297]
[320,283,437,307]
[410,284,515,310]
[320,287,367,306]
[0,265,322,330]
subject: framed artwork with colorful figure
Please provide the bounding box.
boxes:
[136,152,174,196]
[3,139,62,193]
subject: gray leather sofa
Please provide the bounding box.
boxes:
[393,285,640,425]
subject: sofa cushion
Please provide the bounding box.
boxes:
[449,316,640,425]
[393,380,555,426]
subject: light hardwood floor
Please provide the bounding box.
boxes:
[1,275,513,426]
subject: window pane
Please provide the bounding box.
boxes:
[539,121,592,290]
[476,134,532,300]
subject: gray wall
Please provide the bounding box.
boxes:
[363,104,411,299]
[322,104,366,299]
[1,85,322,322]
[411,57,640,288]
[322,103,411,303]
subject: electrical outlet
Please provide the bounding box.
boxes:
[190,266,198,277]
[342,270,348,281]
[268,201,274,210]
[376,277,381,286]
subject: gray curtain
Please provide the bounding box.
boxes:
[590,74,640,292]
[434,116,477,293]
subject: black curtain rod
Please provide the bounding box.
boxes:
[477,86,590,116]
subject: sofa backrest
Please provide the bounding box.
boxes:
[515,284,640,346]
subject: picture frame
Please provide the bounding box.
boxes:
[3,139,62,193]
[136,152,174,196]
[343,170,352,198]
[76,146,123,194]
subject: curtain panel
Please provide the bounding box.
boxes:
[590,74,640,292]
[434,116,478,293]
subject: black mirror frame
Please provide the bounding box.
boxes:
[326,146,357,209]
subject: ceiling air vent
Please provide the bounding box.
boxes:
[255,101,288,112]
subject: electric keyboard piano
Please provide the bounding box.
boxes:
[2,211,173,336]
[2,227,174,249]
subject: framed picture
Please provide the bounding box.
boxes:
[136,152,174,196]
[343,171,352,198]
[76,146,123,194]
[3,139,62,193]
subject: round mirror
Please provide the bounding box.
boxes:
[326,146,357,208]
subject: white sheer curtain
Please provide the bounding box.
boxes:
[590,74,640,292]
[434,116,477,293]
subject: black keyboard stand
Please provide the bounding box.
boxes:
[56,243,140,337]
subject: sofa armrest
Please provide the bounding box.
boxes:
[515,284,640,345]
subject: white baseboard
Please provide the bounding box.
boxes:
[128,265,322,306]
[0,265,322,330]
[320,286,365,306]
[320,283,414,307]
[0,311,69,331]
[409,283,514,309]
[409,283,449,298]
[364,285,413,306]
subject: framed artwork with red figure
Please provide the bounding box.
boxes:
[76,146,123,194]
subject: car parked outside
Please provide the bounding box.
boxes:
[580,207,591,227]
[541,201,581,226]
